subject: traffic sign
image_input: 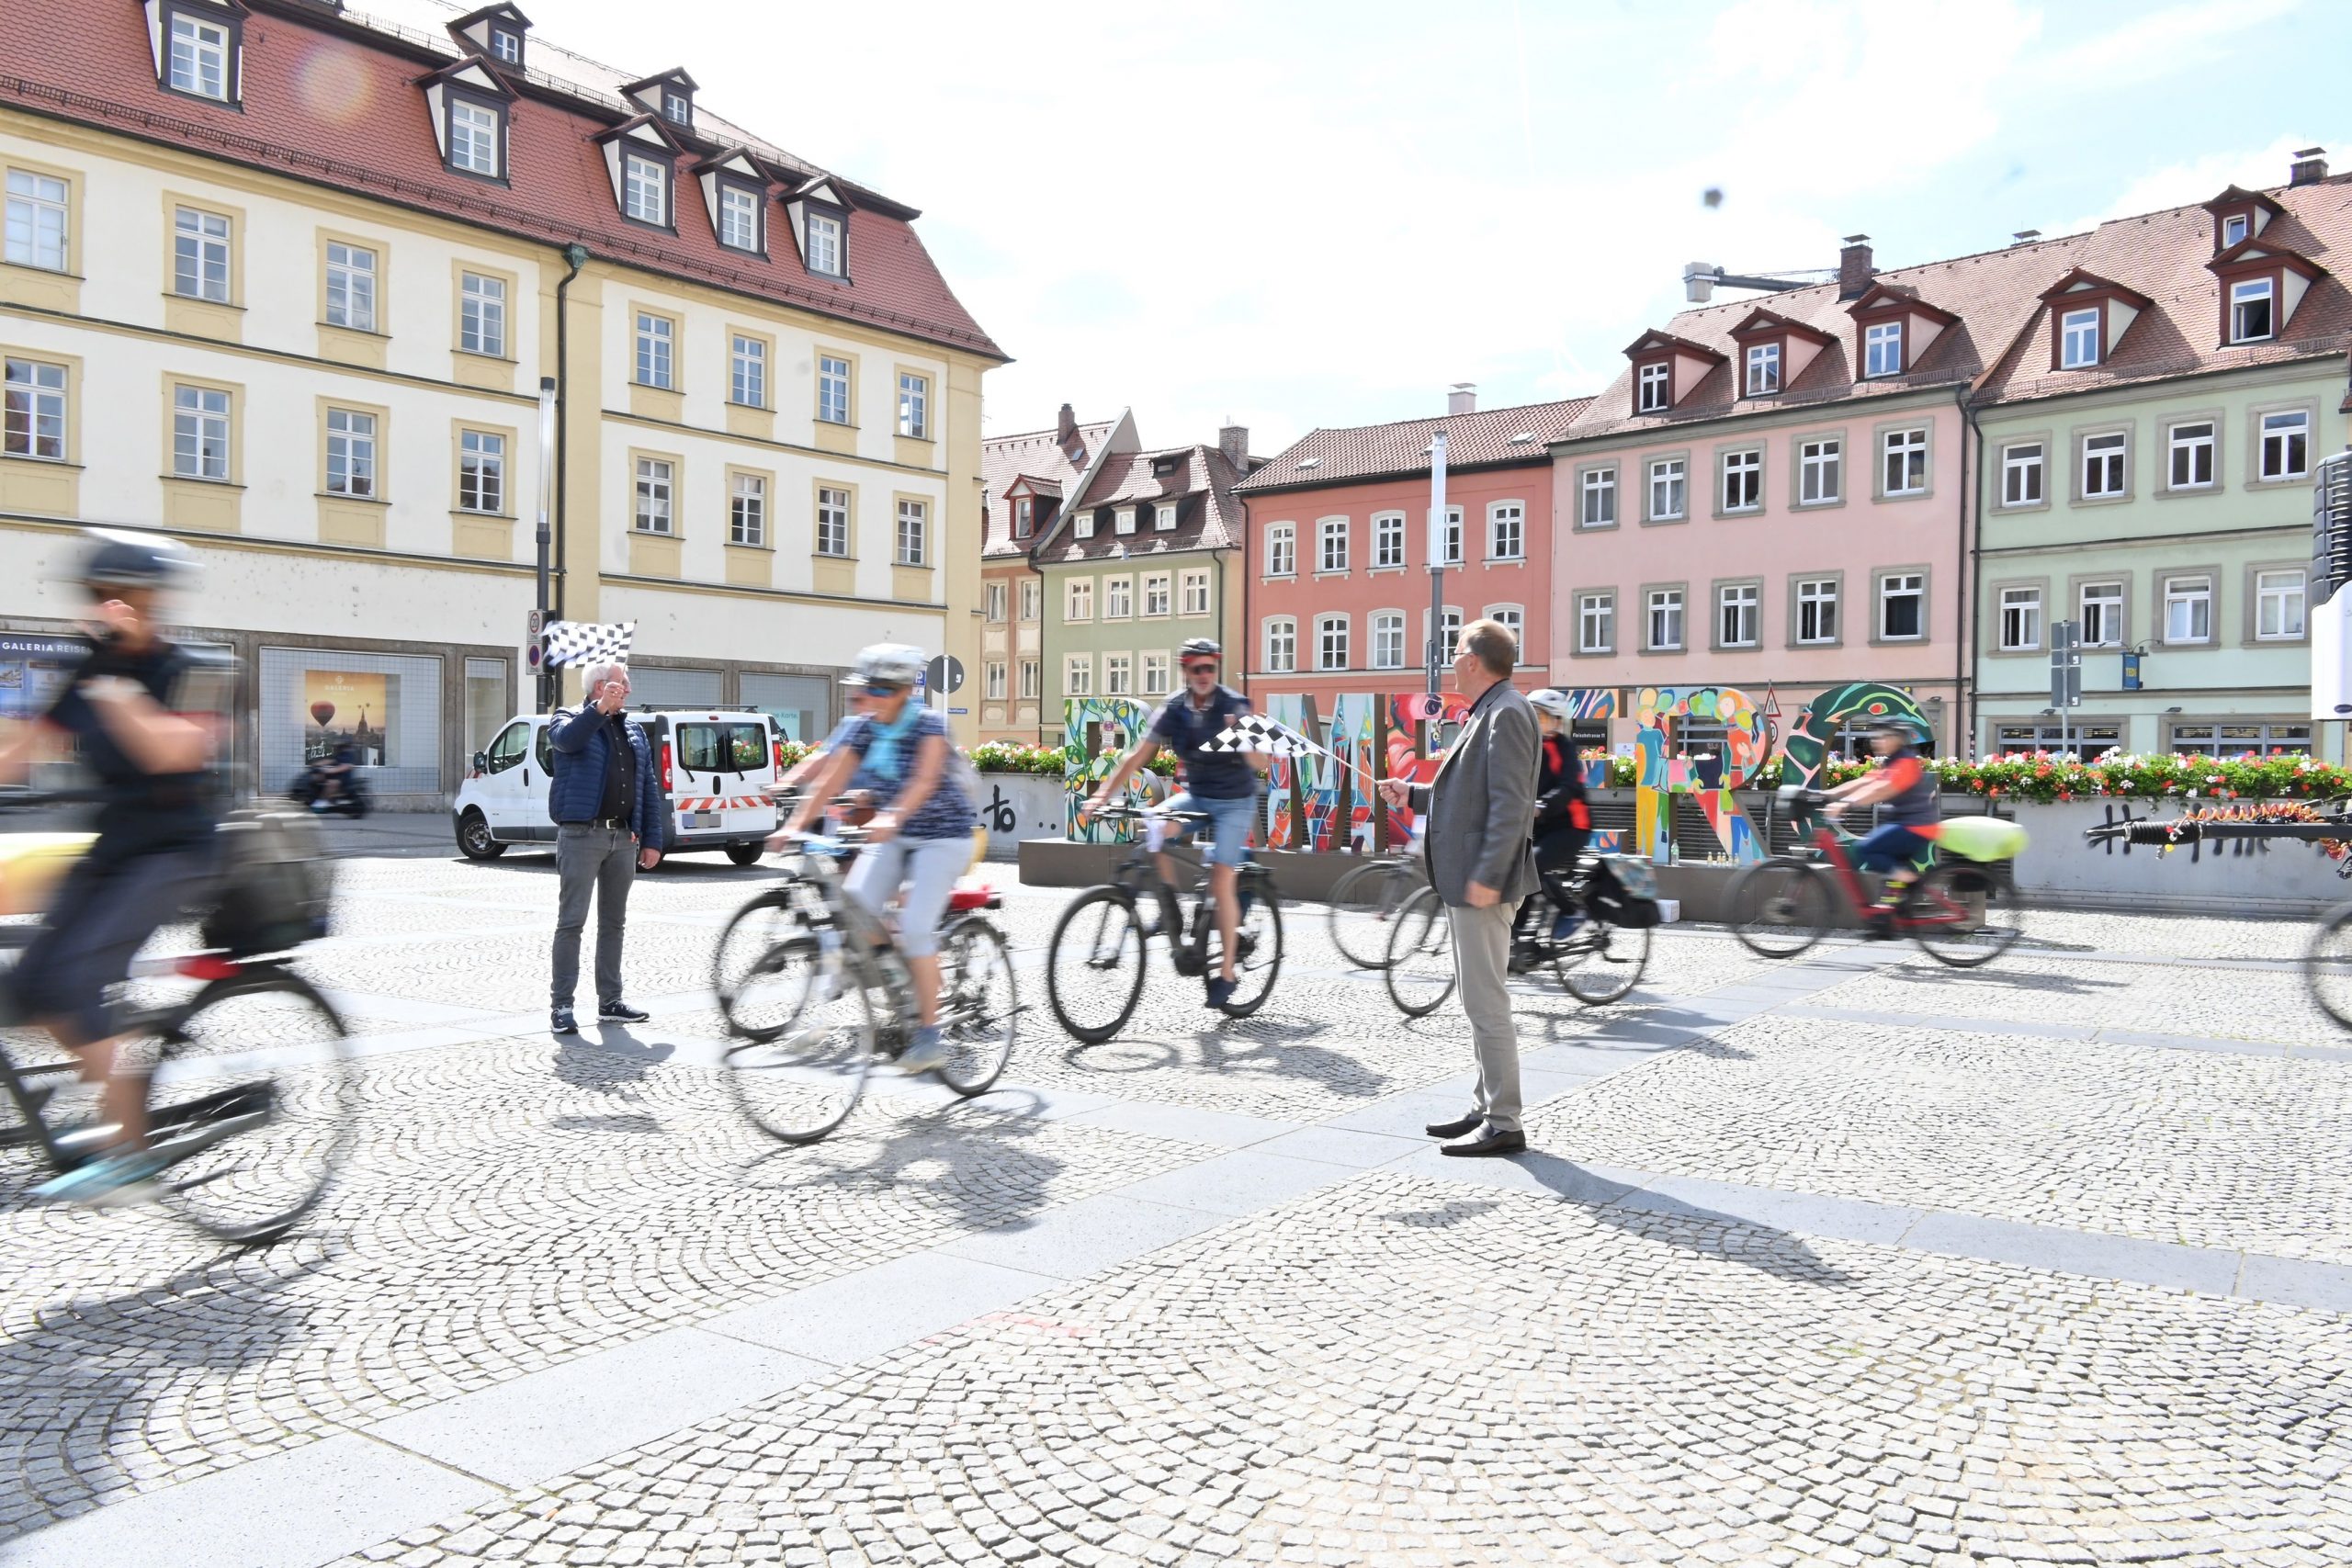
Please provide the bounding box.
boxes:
[925,654,966,696]
[525,608,545,669]
[2048,620,2082,708]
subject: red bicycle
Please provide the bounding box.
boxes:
[1727,786,2024,967]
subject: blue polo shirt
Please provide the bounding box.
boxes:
[1150,684,1255,800]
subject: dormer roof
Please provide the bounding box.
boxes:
[2037,268,2154,310]
[1727,307,1837,347]
[1844,282,1959,327]
[618,69,697,107]
[1623,329,1725,364]
[2201,184,2287,221]
[2206,236,2325,282]
[446,4,528,45]
[590,112,692,156]
[693,147,763,181]
[414,54,514,99]
[1004,475,1063,499]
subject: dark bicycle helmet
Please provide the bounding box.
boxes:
[1870,714,1933,746]
[1177,637,1222,660]
[80,527,197,592]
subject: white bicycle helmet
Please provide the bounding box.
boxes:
[842,643,926,688]
[1527,688,1575,721]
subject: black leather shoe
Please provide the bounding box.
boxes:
[550,1006,577,1034]
[598,999,651,1023]
[1424,1113,1483,1139]
[1440,1126,1527,1157]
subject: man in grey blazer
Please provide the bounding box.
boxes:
[1379,618,1540,1156]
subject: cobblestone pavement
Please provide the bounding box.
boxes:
[3,851,2348,1568]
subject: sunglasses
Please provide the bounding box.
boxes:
[863,682,904,697]
[1183,661,1219,675]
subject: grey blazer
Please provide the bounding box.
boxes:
[1406,682,1539,907]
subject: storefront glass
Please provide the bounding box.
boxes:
[464,657,510,759]
[0,633,85,722]
[739,672,831,742]
[260,647,443,795]
[628,666,723,709]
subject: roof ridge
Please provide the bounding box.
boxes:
[1273,394,1597,446]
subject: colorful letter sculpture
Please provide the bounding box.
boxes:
[1060,695,1156,842]
[1780,682,1928,789]
[1633,685,1771,863]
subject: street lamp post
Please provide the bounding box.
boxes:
[534,375,556,712]
[1425,430,1448,705]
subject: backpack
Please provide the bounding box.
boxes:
[1584,855,1663,930]
[200,806,334,955]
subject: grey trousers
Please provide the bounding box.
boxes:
[552,823,637,1008]
[1448,899,1524,1134]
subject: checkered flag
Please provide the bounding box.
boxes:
[540,620,635,669]
[1204,713,1328,760]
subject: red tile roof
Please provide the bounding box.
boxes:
[1234,398,1594,494]
[981,418,1118,560]
[1033,446,1250,564]
[0,0,1003,358]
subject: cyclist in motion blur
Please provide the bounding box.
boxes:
[0,530,220,1205]
[1823,715,1942,939]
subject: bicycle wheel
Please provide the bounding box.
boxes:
[712,885,806,1033]
[935,917,1017,1096]
[1555,919,1651,1005]
[1384,886,1457,1018]
[1727,858,1830,958]
[1908,863,2023,968]
[724,944,876,1143]
[153,969,356,1247]
[1046,887,1148,1043]
[1210,876,1283,1017]
[1329,861,1415,970]
[2305,901,2352,1030]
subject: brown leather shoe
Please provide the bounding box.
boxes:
[1424,1113,1483,1139]
[1440,1126,1527,1157]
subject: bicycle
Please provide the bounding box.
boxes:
[721,820,1018,1144]
[1383,855,1653,1017]
[0,793,354,1245]
[1728,785,2022,967]
[1045,804,1283,1043]
[1326,833,1426,970]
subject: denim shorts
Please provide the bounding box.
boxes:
[1159,792,1257,868]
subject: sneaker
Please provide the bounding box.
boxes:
[551,1005,578,1034]
[1204,976,1237,1010]
[31,1146,169,1209]
[898,1025,949,1075]
[1550,909,1587,942]
[598,999,650,1023]
[1507,942,1539,976]
[1860,910,1897,942]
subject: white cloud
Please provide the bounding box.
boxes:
[2055,133,2349,235]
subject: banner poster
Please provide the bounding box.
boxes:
[302,670,394,765]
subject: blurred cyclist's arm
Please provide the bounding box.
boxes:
[1084,738,1160,818]
[782,745,857,836]
[78,678,209,775]
[0,717,55,786]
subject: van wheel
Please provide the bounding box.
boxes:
[726,841,765,867]
[458,809,506,861]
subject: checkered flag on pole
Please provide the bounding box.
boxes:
[540,620,635,669]
[1204,713,1325,760]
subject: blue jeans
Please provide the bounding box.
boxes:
[1158,792,1256,868]
[1853,823,1929,875]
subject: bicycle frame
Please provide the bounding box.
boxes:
[1783,797,1973,931]
[1102,811,1267,969]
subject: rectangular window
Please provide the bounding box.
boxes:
[489,27,522,63]
[633,457,673,534]
[1435,607,1463,660]
[2231,277,2275,343]
[1319,516,1348,572]
[2222,213,2251,247]
[1114,507,1136,536]
[1372,611,1405,669]
[1745,342,1781,396]
[1636,361,1669,412]
[1264,618,1295,672]
[818,355,851,424]
[5,169,70,272]
[1489,606,1523,651]
[1019,578,1039,622]
[1796,578,1838,645]
[172,206,230,302]
[1103,653,1132,695]
[2079,581,2123,647]
[1880,427,1928,496]
[2256,569,2306,640]
[171,383,229,479]
[1998,585,2041,651]
[1155,502,1177,532]
[729,335,766,407]
[1065,579,1091,621]
[1317,615,1350,671]
[2170,721,2312,758]
[448,99,500,177]
[897,372,929,438]
[3,357,67,460]
[984,660,1006,700]
[2001,442,2044,506]
[1103,576,1132,619]
[1647,457,1686,521]
[1442,506,1464,565]
[2082,432,2127,498]
[623,153,668,226]
[324,407,376,497]
[1142,652,1170,694]
[2164,575,2212,643]
[1720,450,1761,513]
[2061,307,2100,367]
[1075,511,1095,539]
[168,12,231,100]
[1645,588,1683,651]
[1577,592,1612,654]
[806,210,842,276]
[1374,512,1406,566]
[1142,571,1170,616]
[459,272,505,357]
[2167,421,2215,488]
[718,186,761,252]
[1018,659,1039,699]
[1580,467,1616,527]
[2259,411,2309,479]
[1716,583,1758,648]
[1798,438,1840,504]
[729,472,766,547]
[1864,321,1903,378]
[1879,573,1924,640]
[323,242,377,333]
[1181,570,1209,616]
[1996,721,2125,760]
[1064,654,1091,697]
[815,486,849,557]
[1489,502,1524,559]
[1012,497,1033,539]
[1266,523,1295,577]
[984,581,1007,622]
[895,498,927,565]
[634,312,673,389]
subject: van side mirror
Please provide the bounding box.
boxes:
[471,750,489,773]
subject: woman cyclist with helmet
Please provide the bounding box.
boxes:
[1511,689,1594,968]
[0,529,220,1205]
[1823,715,1941,937]
[780,644,976,1074]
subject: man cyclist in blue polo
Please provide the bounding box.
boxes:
[0,530,220,1206]
[1824,715,1943,938]
[1083,637,1266,1009]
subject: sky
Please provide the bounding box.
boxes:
[416,0,2346,453]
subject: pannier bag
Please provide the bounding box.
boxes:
[201,807,334,956]
[1936,816,2030,864]
[1587,855,1664,929]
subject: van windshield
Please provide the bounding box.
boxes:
[675,722,769,777]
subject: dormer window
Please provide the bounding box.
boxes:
[1744,344,1781,396]
[807,210,842,276]
[449,98,503,177]
[1156,502,1177,532]
[1864,321,1903,377]
[167,11,233,101]
[662,92,691,128]
[1014,498,1033,538]
[623,152,669,227]
[2060,308,2100,367]
[2222,212,2250,248]
[425,60,515,183]
[450,4,531,68]
[1636,361,1669,412]
[618,71,697,131]
[2231,278,2275,343]
[2206,242,2320,349]
[718,185,760,251]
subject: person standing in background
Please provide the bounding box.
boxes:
[547,661,667,1034]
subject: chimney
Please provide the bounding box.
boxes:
[1056,401,1077,442]
[1217,424,1249,471]
[2291,146,2329,186]
[2011,229,2041,247]
[1838,234,1874,299]
[1447,382,1476,415]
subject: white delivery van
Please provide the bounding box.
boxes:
[453,706,785,865]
